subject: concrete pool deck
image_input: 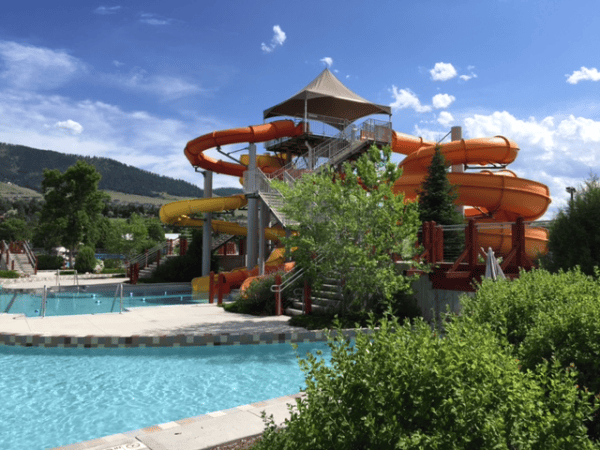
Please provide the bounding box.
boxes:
[0,276,339,450]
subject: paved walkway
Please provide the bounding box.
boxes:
[0,276,315,450]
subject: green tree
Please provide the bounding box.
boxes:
[418,146,464,258]
[546,173,600,275]
[0,217,33,242]
[105,213,150,259]
[38,161,109,264]
[274,145,422,313]
[146,218,165,244]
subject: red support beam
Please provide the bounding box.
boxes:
[208,271,215,304]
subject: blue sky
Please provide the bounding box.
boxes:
[1,0,599,219]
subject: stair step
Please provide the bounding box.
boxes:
[285,307,304,316]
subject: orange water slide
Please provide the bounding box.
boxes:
[391,132,552,257]
[184,120,304,176]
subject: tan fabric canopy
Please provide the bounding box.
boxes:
[263,68,391,129]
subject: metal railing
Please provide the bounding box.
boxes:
[265,118,392,186]
[56,269,78,291]
[126,241,170,271]
[264,114,351,149]
[0,240,37,274]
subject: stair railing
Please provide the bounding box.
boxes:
[21,241,38,275]
[126,241,169,272]
[264,118,392,189]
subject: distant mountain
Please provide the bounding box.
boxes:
[0,142,242,198]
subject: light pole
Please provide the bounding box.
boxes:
[566,186,576,203]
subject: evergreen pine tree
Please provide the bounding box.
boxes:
[418,146,464,259]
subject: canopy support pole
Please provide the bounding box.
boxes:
[202,170,213,276]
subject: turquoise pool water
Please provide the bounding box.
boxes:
[0,342,332,449]
[0,287,207,317]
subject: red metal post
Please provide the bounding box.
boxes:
[208,271,215,304]
[275,274,282,315]
[435,224,444,263]
[180,239,188,256]
[467,220,478,269]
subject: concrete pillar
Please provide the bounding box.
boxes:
[247,143,258,269]
[258,200,269,275]
[450,126,465,217]
[202,171,213,276]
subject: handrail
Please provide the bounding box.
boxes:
[21,241,37,274]
[265,118,392,187]
[126,241,169,269]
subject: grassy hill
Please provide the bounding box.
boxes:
[0,142,242,199]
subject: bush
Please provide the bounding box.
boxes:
[226,271,293,315]
[101,268,126,275]
[254,316,598,449]
[460,267,600,439]
[74,246,97,274]
[0,270,19,278]
[102,258,123,269]
[37,254,64,270]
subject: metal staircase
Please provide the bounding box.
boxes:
[258,192,298,227]
[250,118,392,228]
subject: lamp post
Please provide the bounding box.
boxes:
[566,186,576,203]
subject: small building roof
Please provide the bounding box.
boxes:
[263,68,391,128]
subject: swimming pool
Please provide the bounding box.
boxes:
[0,284,207,317]
[0,341,332,449]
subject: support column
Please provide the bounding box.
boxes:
[258,200,268,275]
[246,143,258,269]
[451,126,465,217]
[202,171,213,276]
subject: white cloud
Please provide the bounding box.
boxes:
[459,75,472,81]
[430,62,457,81]
[114,71,203,100]
[0,90,236,188]
[410,110,600,219]
[437,111,454,127]
[139,13,172,26]
[0,41,84,90]
[432,93,455,109]
[112,60,125,67]
[320,57,333,68]
[55,119,83,135]
[93,6,121,15]
[390,86,432,113]
[261,25,286,53]
[566,66,600,84]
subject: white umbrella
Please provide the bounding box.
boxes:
[485,247,506,281]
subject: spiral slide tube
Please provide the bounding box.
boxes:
[391,132,552,257]
[161,121,306,292]
[161,121,552,292]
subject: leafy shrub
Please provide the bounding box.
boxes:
[101,268,126,275]
[227,271,292,315]
[460,267,600,439]
[102,258,123,269]
[254,316,598,450]
[0,270,19,278]
[36,254,64,270]
[74,246,97,273]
